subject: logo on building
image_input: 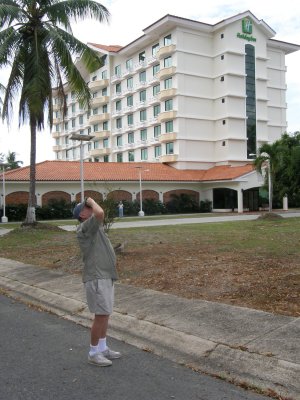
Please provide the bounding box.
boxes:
[242,18,252,34]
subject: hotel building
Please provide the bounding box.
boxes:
[52,10,299,171]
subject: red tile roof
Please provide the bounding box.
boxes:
[88,43,123,53]
[2,161,255,183]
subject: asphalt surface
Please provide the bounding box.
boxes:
[0,295,269,400]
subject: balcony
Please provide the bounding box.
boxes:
[90,148,111,157]
[53,103,61,112]
[111,109,124,118]
[53,118,61,125]
[135,100,147,110]
[52,132,60,138]
[52,145,61,152]
[158,88,177,101]
[160,154,178,163]
[88,79,109,92]
[92,130,110,139]
[147,55,158,66]
[148,96,160,106]
[135,81,148,91]
[134,61,147,72]
[159,132,177,143]
[88,113,110,124]
[122,68,133,78]
[157,66,176,80]
[111,91,124,101]
[157,44,176,59]
[123,105,134,114]
[148,75,159,86]
[111,74,122,84]
[90,96,109,108]
[157,110,177,123]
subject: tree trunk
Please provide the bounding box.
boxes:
[24,119,37,224]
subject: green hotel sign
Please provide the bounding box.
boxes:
[237,18,256,42]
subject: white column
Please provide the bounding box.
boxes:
[237,189,243,213]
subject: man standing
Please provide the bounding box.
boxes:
[73,197,121,367]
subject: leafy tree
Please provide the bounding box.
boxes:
[254,132,300,209]
[0,82,5,116]
[0,0,110,224]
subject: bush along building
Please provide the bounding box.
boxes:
[1,11,299,215]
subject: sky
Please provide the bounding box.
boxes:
[0,0,300,166]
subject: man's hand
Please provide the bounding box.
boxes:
[85,197,104,222]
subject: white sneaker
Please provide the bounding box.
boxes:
[101,347,122,360]
[88,352,112,367]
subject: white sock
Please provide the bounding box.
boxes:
[89,344,99,356]
[98,338,107,352]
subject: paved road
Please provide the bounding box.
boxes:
[0,295,269,400]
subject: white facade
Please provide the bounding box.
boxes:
[52,11,300,170]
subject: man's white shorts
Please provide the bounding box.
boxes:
[85,279,114,315]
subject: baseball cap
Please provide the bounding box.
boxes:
[73,202,85,221]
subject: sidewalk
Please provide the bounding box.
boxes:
[0,257,299,399]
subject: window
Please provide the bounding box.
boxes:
[164,34,172,46]
[55,124,60,132]
[165,120,173,133]
[221,55,224,60]
[153,84,160,96]
[164,56,172,68]
[154,125,161,137]
[92,92,98,98]
[222,98,225,103]
[152,43,159,55]
[164,78,172,89]
[222,141,226,146]
[220,76,224,82]
[141,148,148,160]
[140,109,147,121]
[94,141,99,149]
[103,155,109,162]
[102,70,107,79]
[117,135,122,146]
[117,153,123,162]
[71,119,75,128]
[88,127,92,135]
[221,33,224,39]
[102,105,107,114]
[166,142,174,154]
[165,99,173,111]
[72,104,76,113]
[127,77,133,89]
[128,151,134,162]
[154,145,161,158]
[139,70,146,82]
[139,51,146,62]
[140,129,147,141]
[103,121,108,130]
[127,113,133,125]
[128,132,134,143]
[116,100,121,111]
[92,75,97,81]
[153,104,160,117]
[115,64,121,76]
[102,87,107,96]
[153,64,160,75]
[140,90,146,102]
[64,122,68,130]
[116,118,122,129]
[116,82,121,94]
[93,124,99,132]
[103,138,109,148]
[126,58,133,70]
[101,55,107,65]
[222,120,226,125]
[79,115,83,125]
[93,108,98,115]
[127,95,133,107]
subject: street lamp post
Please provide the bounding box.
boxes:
[70,134,95,203]
[0,163,8,223]
[135,166,149,217]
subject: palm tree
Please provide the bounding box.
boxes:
[5,150,23,169]
[0,0,110,224]
[253,143,280,212]
[0,82,5,116]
